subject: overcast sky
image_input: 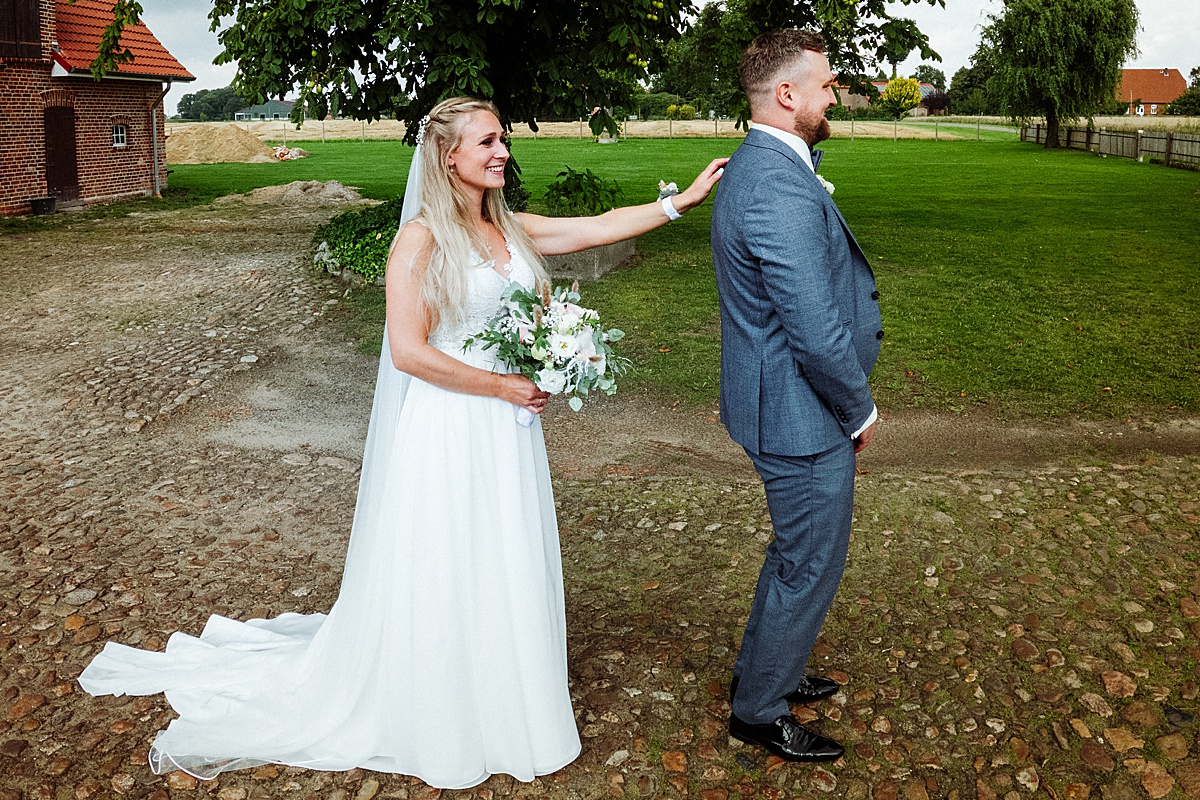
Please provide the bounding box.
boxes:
[142,0,1199,116]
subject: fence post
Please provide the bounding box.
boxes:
[935,120,939,141]
[1164,132,1174,167]
[1035,123,1041,144]
[893,118,897,141]
[1136,129,1143,162]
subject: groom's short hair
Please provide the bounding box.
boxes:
[740,29,827,111]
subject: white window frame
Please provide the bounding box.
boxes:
[112,123,128,148]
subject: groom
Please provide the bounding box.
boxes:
[711,29,882,762]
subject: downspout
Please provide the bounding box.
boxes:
[150,80,172,196]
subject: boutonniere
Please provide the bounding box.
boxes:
[815,174,835,195]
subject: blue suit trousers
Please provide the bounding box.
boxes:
[731,439,856,724]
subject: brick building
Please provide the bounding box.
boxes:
[1116,69,1188,116]
[0,0,194,216]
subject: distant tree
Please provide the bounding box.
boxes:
[923,90,951,114]
[1167,69,1200,115]
[948,40,1003,115]
[637,92,685,120]
[876,18,936,79]
[876,77,922,118]
[177,87,247,121]
[985,0,1138,147]
[652,1,745,117]
[912,64,946,91]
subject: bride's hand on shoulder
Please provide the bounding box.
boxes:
[672,157,729,214]
[494,373,551,414]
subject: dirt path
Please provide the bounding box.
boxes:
[2,201,1198,800]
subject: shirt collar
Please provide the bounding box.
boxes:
[750,122,814,172]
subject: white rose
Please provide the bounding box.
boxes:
[549,333,578,359]
[530,344,551,362]
[536,368,567,394]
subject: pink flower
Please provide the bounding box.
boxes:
[517,323,533,344]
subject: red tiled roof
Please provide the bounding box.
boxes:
[1116,69,1186,106]
[54,0,194,81]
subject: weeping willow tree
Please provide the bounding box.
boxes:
[985,0,1138,147]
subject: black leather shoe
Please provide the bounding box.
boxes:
[730,675,841,705]
[729,712,845,762]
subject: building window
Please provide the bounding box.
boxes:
[112,124,128,147]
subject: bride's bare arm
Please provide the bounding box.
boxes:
[516,157,728,256]
[385,222,549,412]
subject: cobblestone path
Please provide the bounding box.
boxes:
[1,204,1199,800]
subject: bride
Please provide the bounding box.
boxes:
[79,96,726,789]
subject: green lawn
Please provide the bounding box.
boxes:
[26,134,1196,418]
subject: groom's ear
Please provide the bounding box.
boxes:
[775,81,797,111]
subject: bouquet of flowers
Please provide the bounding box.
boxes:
[465,281,628,425]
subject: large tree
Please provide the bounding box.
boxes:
[84,0,943,136]
[984,0,1138,147]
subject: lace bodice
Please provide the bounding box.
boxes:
[428,241,536,354]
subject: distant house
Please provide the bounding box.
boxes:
[234,99,306,121]
[1117,69,1187,116]
[835,81,938,113]
[0,0,195,215]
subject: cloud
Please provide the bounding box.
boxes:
[138,0,235,115]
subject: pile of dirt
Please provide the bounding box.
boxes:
[166,124,277,164]
[239,180,364,206]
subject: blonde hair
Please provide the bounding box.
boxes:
[390,97,548,331]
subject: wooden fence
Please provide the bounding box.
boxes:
[1021,124,1200,168]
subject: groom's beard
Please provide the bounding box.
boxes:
[794,110,831,147]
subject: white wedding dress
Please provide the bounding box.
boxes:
[79,244,582,789]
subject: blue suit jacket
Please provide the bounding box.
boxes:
[711,128,882,456]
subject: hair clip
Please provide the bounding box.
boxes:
[415,115,430,147]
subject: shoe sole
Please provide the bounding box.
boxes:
[785,690,839,705]
[728,728,844,763]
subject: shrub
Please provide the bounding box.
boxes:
[543,166,622,216]
[923,90,951,114]
[876,78,923,119]
[312,196,407,284]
